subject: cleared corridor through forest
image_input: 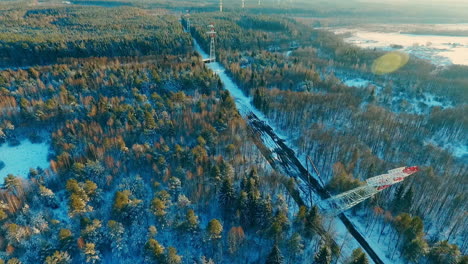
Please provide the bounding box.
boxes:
[192,38,385,264]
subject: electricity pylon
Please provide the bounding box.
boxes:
[323,166,419,215]
[206,23,217,63]
[184,10,190,33]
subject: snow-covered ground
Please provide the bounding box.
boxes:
[342,77,454,113]
[331,28,468,66]
[425,139,468,159]
[332,215,405,264]
[345,213,406,264]
[194,40,277,123]
[0,140,50,182]
[343,78,372,88]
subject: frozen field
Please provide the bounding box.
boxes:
[332,28,468,66]
[0,140,50,182]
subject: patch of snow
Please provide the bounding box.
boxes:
[0,140,50,182]
[52,190,72,224]
[341,76,453,114]
[421,93,448,108]
[345,212,406,264]
[425,139,468,158]
[403,93,453,114]
[330,217,376,264]
[331,28,468,66]
[344,78,371,88]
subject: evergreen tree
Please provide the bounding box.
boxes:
[166,247,182,264]
[304,206,320,238]
[238,191,250,227]
[219,177,235,215]
[151,198,167,222]
[58,228,74,251]
[314,245,332,264]
[45,251,72,264]
[210,165,222,187]
[403,237,428,263]
[82,243,100,264]
[207,219,223,240]
[7,259,21,264]
[253,195,273,229]
[144,110,157,130]
[168,177,182,198]
[266,244,284,264]
[401,187,413,212]
[428,240,461,264]
[253,88,263,110]
[268,211,289,239]
[457,256,467,264]
[348,248,369,264]
[392,185,405,213]
[145,239,165,262]
[405,216,424,240]
[181,209,199,233]
[287,233,304,258]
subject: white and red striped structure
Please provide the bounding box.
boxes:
[324,166,419,215]
[206,23,217,63]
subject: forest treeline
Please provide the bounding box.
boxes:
[190,13,468,263]
[0,6,191,67]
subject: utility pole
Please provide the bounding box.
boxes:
[206,23,217,63]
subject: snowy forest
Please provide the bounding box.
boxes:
[190,11,467,264]
[0,1,467,264]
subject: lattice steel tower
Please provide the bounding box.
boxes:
[206,23,217,63]
[323,166,419,215]
[184,10,190,33]
[220,0,223,12]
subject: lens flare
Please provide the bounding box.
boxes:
[371,52,409,75]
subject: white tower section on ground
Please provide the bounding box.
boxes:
[323,166,419,215]
[206,24,217,63]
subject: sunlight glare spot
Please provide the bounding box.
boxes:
[372,52,409,75]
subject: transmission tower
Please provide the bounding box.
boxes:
[219,0,223,12]
[323,166,419,215]
[184,10,190,33]
[206,23,217,63]
[258,0,261,5]
[242,0,245,8]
